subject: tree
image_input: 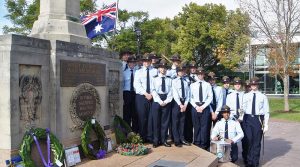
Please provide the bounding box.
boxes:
[172,3,250,69]
[240,0,300,111]
[3,0,97,35]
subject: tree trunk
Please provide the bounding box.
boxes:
[283,74,290,112]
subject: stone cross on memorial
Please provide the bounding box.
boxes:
[30,0,90,45]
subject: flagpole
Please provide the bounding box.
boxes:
[112,0,119,50]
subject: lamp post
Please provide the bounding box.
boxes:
[134,26,142,59]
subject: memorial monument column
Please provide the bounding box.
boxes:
[30,0,90,45]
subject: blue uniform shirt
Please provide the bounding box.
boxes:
[212,85,224,114]
[133,66,158,95]
[242,90,270,126]
[172,77,190,106]
[123,68,136,91]
[166,65,177,79]
[151,74,173,104]
[190,80,213,110]
[211,118,244,143]
[226,90,244,119]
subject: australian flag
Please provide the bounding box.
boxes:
[81,2,117,39]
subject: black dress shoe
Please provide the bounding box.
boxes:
[153,143,159,148]
[175,142,182,147]
[181,140,191,146]
[163,142,171,147]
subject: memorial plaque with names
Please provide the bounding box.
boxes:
[75,92,96,121]
[60,60,106,87]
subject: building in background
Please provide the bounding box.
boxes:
[249,34,300,95]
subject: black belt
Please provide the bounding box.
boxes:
[195,102,205,106]
[245,114,264,118]
[158,94,167,101]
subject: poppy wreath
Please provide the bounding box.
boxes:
[81,119,107,160]
[19,128,64,167]
[117,143,150,156]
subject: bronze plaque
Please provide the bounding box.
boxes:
[75,92,96,121]
[60,60,106,87]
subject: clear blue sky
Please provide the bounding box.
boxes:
[0,0,11,34]
[0,0,239,35]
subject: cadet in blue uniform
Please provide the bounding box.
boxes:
[151,59,173,147]
[226,77,248,163]
[122,56,138,132]
[120,50,132,71]
[226,77,244,120]
[134,54,158,142]
[242,77,269,167]
[188,61,199,83]
[211,105,244,163]
[150,52,161,69]
[207,72,223,123]
[190,67,213,150]
[184,61,198,143]
[222,76,233,107]
[171,64,191,147]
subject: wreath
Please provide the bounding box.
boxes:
[81,119,106,160]
[117,143,150,156]
[113,115,133,144]
[19,128,64,167]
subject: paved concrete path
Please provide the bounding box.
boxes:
[235,120,300,167]
[77,144,219,167]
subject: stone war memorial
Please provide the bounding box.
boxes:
[0,0,122,165]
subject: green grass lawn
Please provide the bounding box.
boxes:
[269,98,300,122]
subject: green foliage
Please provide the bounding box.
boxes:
[19,128,64,167]
[127,132,143,144]
[4,1,250,70]
[80,0,97,15]
[113,115,132,144]
[3,0,40,35]
[81,119,106,160]
[172,3,249,69]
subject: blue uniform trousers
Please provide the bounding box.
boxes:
[171,102,186,143]
[240,121,249,163]
[152,101,171,145]
[231,143,238,163]
[244,114,264,167]
[135,94,152,142]
[184,103,194,143]
[123,91,138,133]
[191,106,212,150]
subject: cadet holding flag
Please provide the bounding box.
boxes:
[242,77,269,167]
[151,59,173,148]
[134,54,158,142]
[171,64,191,147]
[190,67,213,150]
